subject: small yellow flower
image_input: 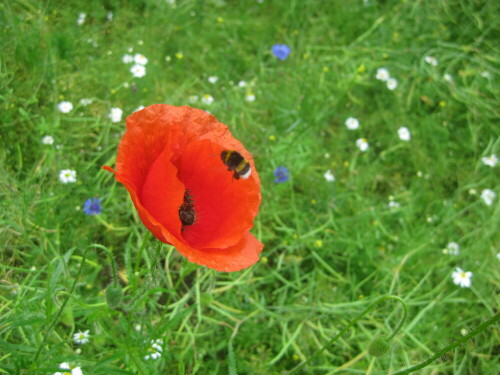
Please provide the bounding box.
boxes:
[268,135,276,141]
[217,17,224,23]
[357,64,365,73]
[439,101,446,107]
[314,240,323,248]
[292,354,300,360]
[343,161,350,167]
[175,52,184,59]
[261,256,268,264]
[322,66,329,72]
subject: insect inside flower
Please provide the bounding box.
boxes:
[179,190,196,230]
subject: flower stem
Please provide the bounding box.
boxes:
[392,312,499,374]
[287,295,407,374]
[94,243,119,286]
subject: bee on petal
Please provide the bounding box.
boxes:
[220,150,252,180]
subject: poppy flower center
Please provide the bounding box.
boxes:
[179,189,196,229]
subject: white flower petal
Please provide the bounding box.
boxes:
[387,78,398,90]
[375,68,390,81]
[356,138,369,152]
[109,107,123,123]
[398,127,411,141]
[345,117,359,130]
[58,101,73,113]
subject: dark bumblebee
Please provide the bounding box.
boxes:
[179,190,195,229]
[220,150,252,180]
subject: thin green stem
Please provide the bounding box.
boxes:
[287,295,407,374]
[94,243,119,285]
[388,296,408,340]
[125,240,163,311]
[33,245,90,363]
[392,312,500,374]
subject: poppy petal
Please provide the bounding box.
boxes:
[176,231,264,272]
[141,145,185,239]
[175,138,260,249]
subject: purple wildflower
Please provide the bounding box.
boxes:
[274,166,290,183]
[272,44,291,60]
[84,197,102,215]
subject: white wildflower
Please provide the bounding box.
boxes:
[79,98,92,106]
[323,169,335,182]
[245,93,256,102]
[73,330,90,345]
[345,117,359,130]
[481,154,498,167]
[58,101,73,113]
[398,127,411,141]
[122,54,134,64]
[42,135,54,145]
[55,362,83,375]
[144,339,164,360]
[130,64,146,78]
[480,189,496,206]
[202,94,214,105]
[356,138,369,152]
[387,78,398,90]
[425,56,439,66]
[443,242,460,256]
[375,68,390,81]
[109,107,123,123]
[59,169,77,184]
[451,267,472,288]
[208,76,219,84]
[77,13,86,26]
[388,200,400,208]
[133,53,148,65]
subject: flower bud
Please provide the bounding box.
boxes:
[368,337,391,357]
[105,283,124,309]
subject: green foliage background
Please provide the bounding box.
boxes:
[1,0,499,374]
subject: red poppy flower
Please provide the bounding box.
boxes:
[103,104,263,272]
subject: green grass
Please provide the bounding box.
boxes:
[1,0,499,374]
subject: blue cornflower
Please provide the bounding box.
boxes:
[83,197,102,215]
[274,166,290,183]
[272,44,291,60]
